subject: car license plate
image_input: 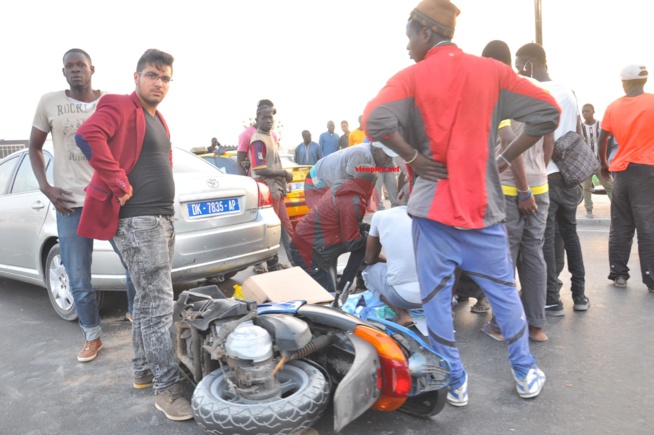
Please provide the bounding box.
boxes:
[186,198,240,218]
[289,182,304,191]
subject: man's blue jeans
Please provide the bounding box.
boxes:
[112,215,179,392]
[56,208,101,341]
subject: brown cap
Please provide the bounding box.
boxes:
[410,0,461,39]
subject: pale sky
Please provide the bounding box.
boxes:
[1,1,651,153]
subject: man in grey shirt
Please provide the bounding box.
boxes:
[304,142,395,208]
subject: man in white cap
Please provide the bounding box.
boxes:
[598,64,654,293]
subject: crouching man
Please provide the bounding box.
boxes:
[362,185,421,326]
[290,170,377,293]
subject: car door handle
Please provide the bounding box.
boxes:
[32,201,46,210]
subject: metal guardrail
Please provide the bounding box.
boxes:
[0,143,26,159]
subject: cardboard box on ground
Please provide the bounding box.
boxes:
[241,267,334,304]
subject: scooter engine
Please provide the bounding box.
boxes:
[224,323,281,401]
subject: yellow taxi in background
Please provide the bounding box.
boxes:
[279,153,311,228]
[193,148,311,228]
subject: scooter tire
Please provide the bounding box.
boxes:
[192,360,330,434]
[399,389,447,419]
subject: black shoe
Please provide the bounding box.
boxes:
[573,296,590,311]
[545,301,564,317]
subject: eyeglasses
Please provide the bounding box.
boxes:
[139,71,172,84]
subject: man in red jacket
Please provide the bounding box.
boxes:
[364,0,560,405]
[75,49,192,421]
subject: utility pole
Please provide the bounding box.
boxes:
[534,0,543,45]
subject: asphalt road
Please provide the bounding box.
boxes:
[1,202,651,434]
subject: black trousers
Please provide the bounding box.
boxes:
[543,173,586,304]
[290,242,366,293]
[608,164,654,288]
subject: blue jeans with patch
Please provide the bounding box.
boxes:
[112,215,178,392]
[56,208,101,341]
[412,218,535,386]
[109,239,136,316]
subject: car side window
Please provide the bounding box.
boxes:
[12,153,52,194]
[0,155,19,195]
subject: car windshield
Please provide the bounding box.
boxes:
[201,155,239,175]
[173,148,224,175]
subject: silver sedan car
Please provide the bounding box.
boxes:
[0,146,281,320]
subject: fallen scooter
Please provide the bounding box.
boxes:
[173,285,451,434]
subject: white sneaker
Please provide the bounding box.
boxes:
[512,366,546,399]
[446,372,468,406]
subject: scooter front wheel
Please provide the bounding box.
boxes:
[192,360,330,434]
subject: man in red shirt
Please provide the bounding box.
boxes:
[249,105,295,271]
[364,0,560,405]
[598,64,654,292]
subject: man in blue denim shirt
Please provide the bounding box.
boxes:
[319,120,341,156]
[294,130,323,165]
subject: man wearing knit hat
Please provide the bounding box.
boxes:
[364,0,561,405]
[598,64,654,293]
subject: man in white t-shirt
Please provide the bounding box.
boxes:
[362,185,421,326]
[516,43,590,317]
[580,103,613,218]
[28,49,107,362]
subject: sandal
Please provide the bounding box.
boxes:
[470,300,491,313]
[481,322,504,342]
[253,265,268,274]
[268,263,290,272]
[528,325,549,342]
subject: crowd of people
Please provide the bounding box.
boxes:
[292,116,369,166]
[27,0,652,425]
